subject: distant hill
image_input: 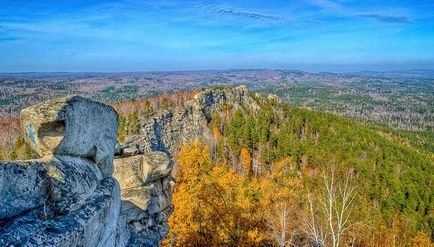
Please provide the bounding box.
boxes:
[1,69,432,132]
[349,69,434,79]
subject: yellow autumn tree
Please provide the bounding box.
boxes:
[410,232,433,247]
[203,163,269,246]
[168,141,270,246]
[168,140,213,246]
[212,127,223,142]
[240,147,251,176]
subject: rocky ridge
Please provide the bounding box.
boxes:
[0,86,259,246]
[124,85,259,154]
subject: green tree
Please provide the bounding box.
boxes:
[132,111,139,134]
[118,114,126,142]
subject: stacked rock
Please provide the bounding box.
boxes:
[114,150,175,246]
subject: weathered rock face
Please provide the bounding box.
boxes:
[0,96,174,247]
[0,160,49,219]
[113,151,175,246]
[125,86,259,153]
[111,86,258,246]
[1,177,121,247]
[20,95,119,178]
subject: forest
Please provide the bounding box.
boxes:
[162,94,432,246]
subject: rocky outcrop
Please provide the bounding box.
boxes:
[20,96,119,177]
[0,86,260,246]
[0,96,174,247]
[125,86,259,154]
[113,152,174,246]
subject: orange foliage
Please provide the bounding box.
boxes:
[212,127,223,142]
[168,141,211,245]
[240,147,251,176]
[169,141,270,246]
[410,232,433,247]
[169,141,307,246]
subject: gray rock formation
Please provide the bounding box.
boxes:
[20,95,118,178]
[125,86,259,154]
[0,96,174,247]
[113,152,174,246]
[112,86,259,245]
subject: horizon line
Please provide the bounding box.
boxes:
[1,68,434,75]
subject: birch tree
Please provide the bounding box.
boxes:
[266,202,297,247]
[305,167,357,247]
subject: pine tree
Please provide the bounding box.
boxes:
[9,150,17,160]
[132,111,139,134]
[23,143,32,160]
[118,115,126,142]
[126,113,133,134]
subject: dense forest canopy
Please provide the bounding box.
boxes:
[111,88,434,246]
[164,92,433,246]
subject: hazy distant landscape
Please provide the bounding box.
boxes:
[1,69,432,131]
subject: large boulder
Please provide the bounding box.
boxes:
[0,155,103,220]
[0,96,126,247]
[46,155,103,214]
[114,152,172,189]
[20,95,119,177]
[0,178,121,247]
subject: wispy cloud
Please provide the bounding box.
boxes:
[355,13,411,24]
[208,7,288,21]
[195,4,291,24]
[305,0,411,24]
[307,0,341,11]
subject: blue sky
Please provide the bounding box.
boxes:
[0,0,433,72]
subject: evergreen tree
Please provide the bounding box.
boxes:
[118,114,126,142]
[132,111,139,134]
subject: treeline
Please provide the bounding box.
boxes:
[264,83,434,132]
[167,94,433,246]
